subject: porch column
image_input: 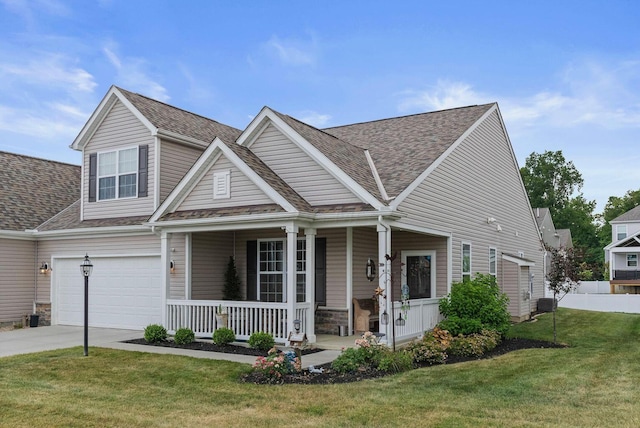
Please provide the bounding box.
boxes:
[305,228,316,342]
[160,231,172,328]
[377,222,392,343]
[285,224,298,342]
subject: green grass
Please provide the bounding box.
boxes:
[2,309,640,427]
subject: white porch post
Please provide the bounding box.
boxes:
[160,232,172,327]
[185,232,192,299]
[286,224,298,342]
[447,235,453,294]
[305,228,316,342]
[346,227,353,336]
[377,222,391,342]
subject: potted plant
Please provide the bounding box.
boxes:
[216,304,228,328]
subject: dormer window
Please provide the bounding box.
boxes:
[98,147,138,200]
[617,225,627,241]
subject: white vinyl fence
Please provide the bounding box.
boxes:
[559,293,640,314]
[574,281,611,294]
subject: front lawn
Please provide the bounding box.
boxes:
[1,309,640,427]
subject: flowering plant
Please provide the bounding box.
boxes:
[252,347,300,381]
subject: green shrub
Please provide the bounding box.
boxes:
[144,324,167,343]
[331,347,368,373]
[449,329,501,357]
[378,349,414,373]
[332,331,387,373]
[212,327,236,345]
[248,331,275,351]
[439,273,510,336]
[405,327,451,365]
[173,328,195,345]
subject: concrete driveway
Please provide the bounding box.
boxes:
[0,325,141,358]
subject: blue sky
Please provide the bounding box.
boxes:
[1,1,639,212]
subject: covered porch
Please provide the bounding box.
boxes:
[158,218,451,345]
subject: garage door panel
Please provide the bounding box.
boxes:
[55,256,162,330]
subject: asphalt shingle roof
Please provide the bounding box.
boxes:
[611,205,640,222]
[324,104,494,197]
[117,87,242,144]
[36,200,149,231]
[0,151,80,231]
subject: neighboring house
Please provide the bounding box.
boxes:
[5,86,545,344]
[533,207,573,280]
[0,152,80,324]
[604,205,640,294]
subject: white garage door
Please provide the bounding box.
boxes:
[54,256,162,330]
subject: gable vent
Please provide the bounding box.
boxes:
[213,170,231,199]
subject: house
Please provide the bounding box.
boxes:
[0,151,80,324]
[533,207,573,283]
[604,205,640,293]
[5,86,545,344]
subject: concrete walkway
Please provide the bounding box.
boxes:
[0,325,340,368]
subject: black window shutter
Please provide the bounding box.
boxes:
[315,238,327,306]
[246,240,257,301]
[88,153,97,202]
[138,145,148,197]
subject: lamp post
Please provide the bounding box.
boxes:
[80,254,93,356]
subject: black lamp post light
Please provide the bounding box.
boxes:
[80,254,93,356]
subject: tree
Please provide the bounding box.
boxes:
[546,246,580,343]
[520,150,602,278]
[223,256,243,300]
[520,150,583,218]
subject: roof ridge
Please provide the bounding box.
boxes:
[323,103,496,130]
[0,150,80,168]
[115,86,242,134]
[273,109,368,154]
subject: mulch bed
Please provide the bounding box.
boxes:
[243,337,567,385]
[123,338,322,357]
[124,337,566,385]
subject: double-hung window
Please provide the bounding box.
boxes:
[257,239,307,303]
[402,251,436,299]
[617,225,628,241]
[627,254,638,268]
[462,242,471,282]
[98,147,138,200]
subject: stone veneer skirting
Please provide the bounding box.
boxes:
[35,302,52,326]
[315,308,349,335]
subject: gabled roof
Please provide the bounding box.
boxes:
[533,207,551,229]
[556,229,573,248]
[611,205,640,223]
[0,151,80,231]
[271,110,384,202]
[117,87,242,144]
[72,86,242,150]
[324,104,495,197]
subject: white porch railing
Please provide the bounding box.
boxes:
[166,300,310,344]
[390,298,442,343]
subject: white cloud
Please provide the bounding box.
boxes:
[265,35,317,66]
[398,80,490,112]
[103,42,169,102]
[0,104,84,140]
[0,53,96,93]
[298,110,332,127]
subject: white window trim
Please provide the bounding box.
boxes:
[617,225,628,241]
[489,247,497,276]
[401,250,437,299]
[97,146,138,201]
[462,242,472,281]
[213,170,231,199]
[256,238,308,303]
[627,253,638,268]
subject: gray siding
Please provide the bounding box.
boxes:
[191,231,234,300]
[352,227,378,300]
[0,239,36,323]
[397,110,544,318]
[159,140,203,204]
[250,123,361,205]
[83,100,155,220]
[35,233,160,302]
[322,229,347,308]
[179,154,273,211]
[168,233,186,299]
